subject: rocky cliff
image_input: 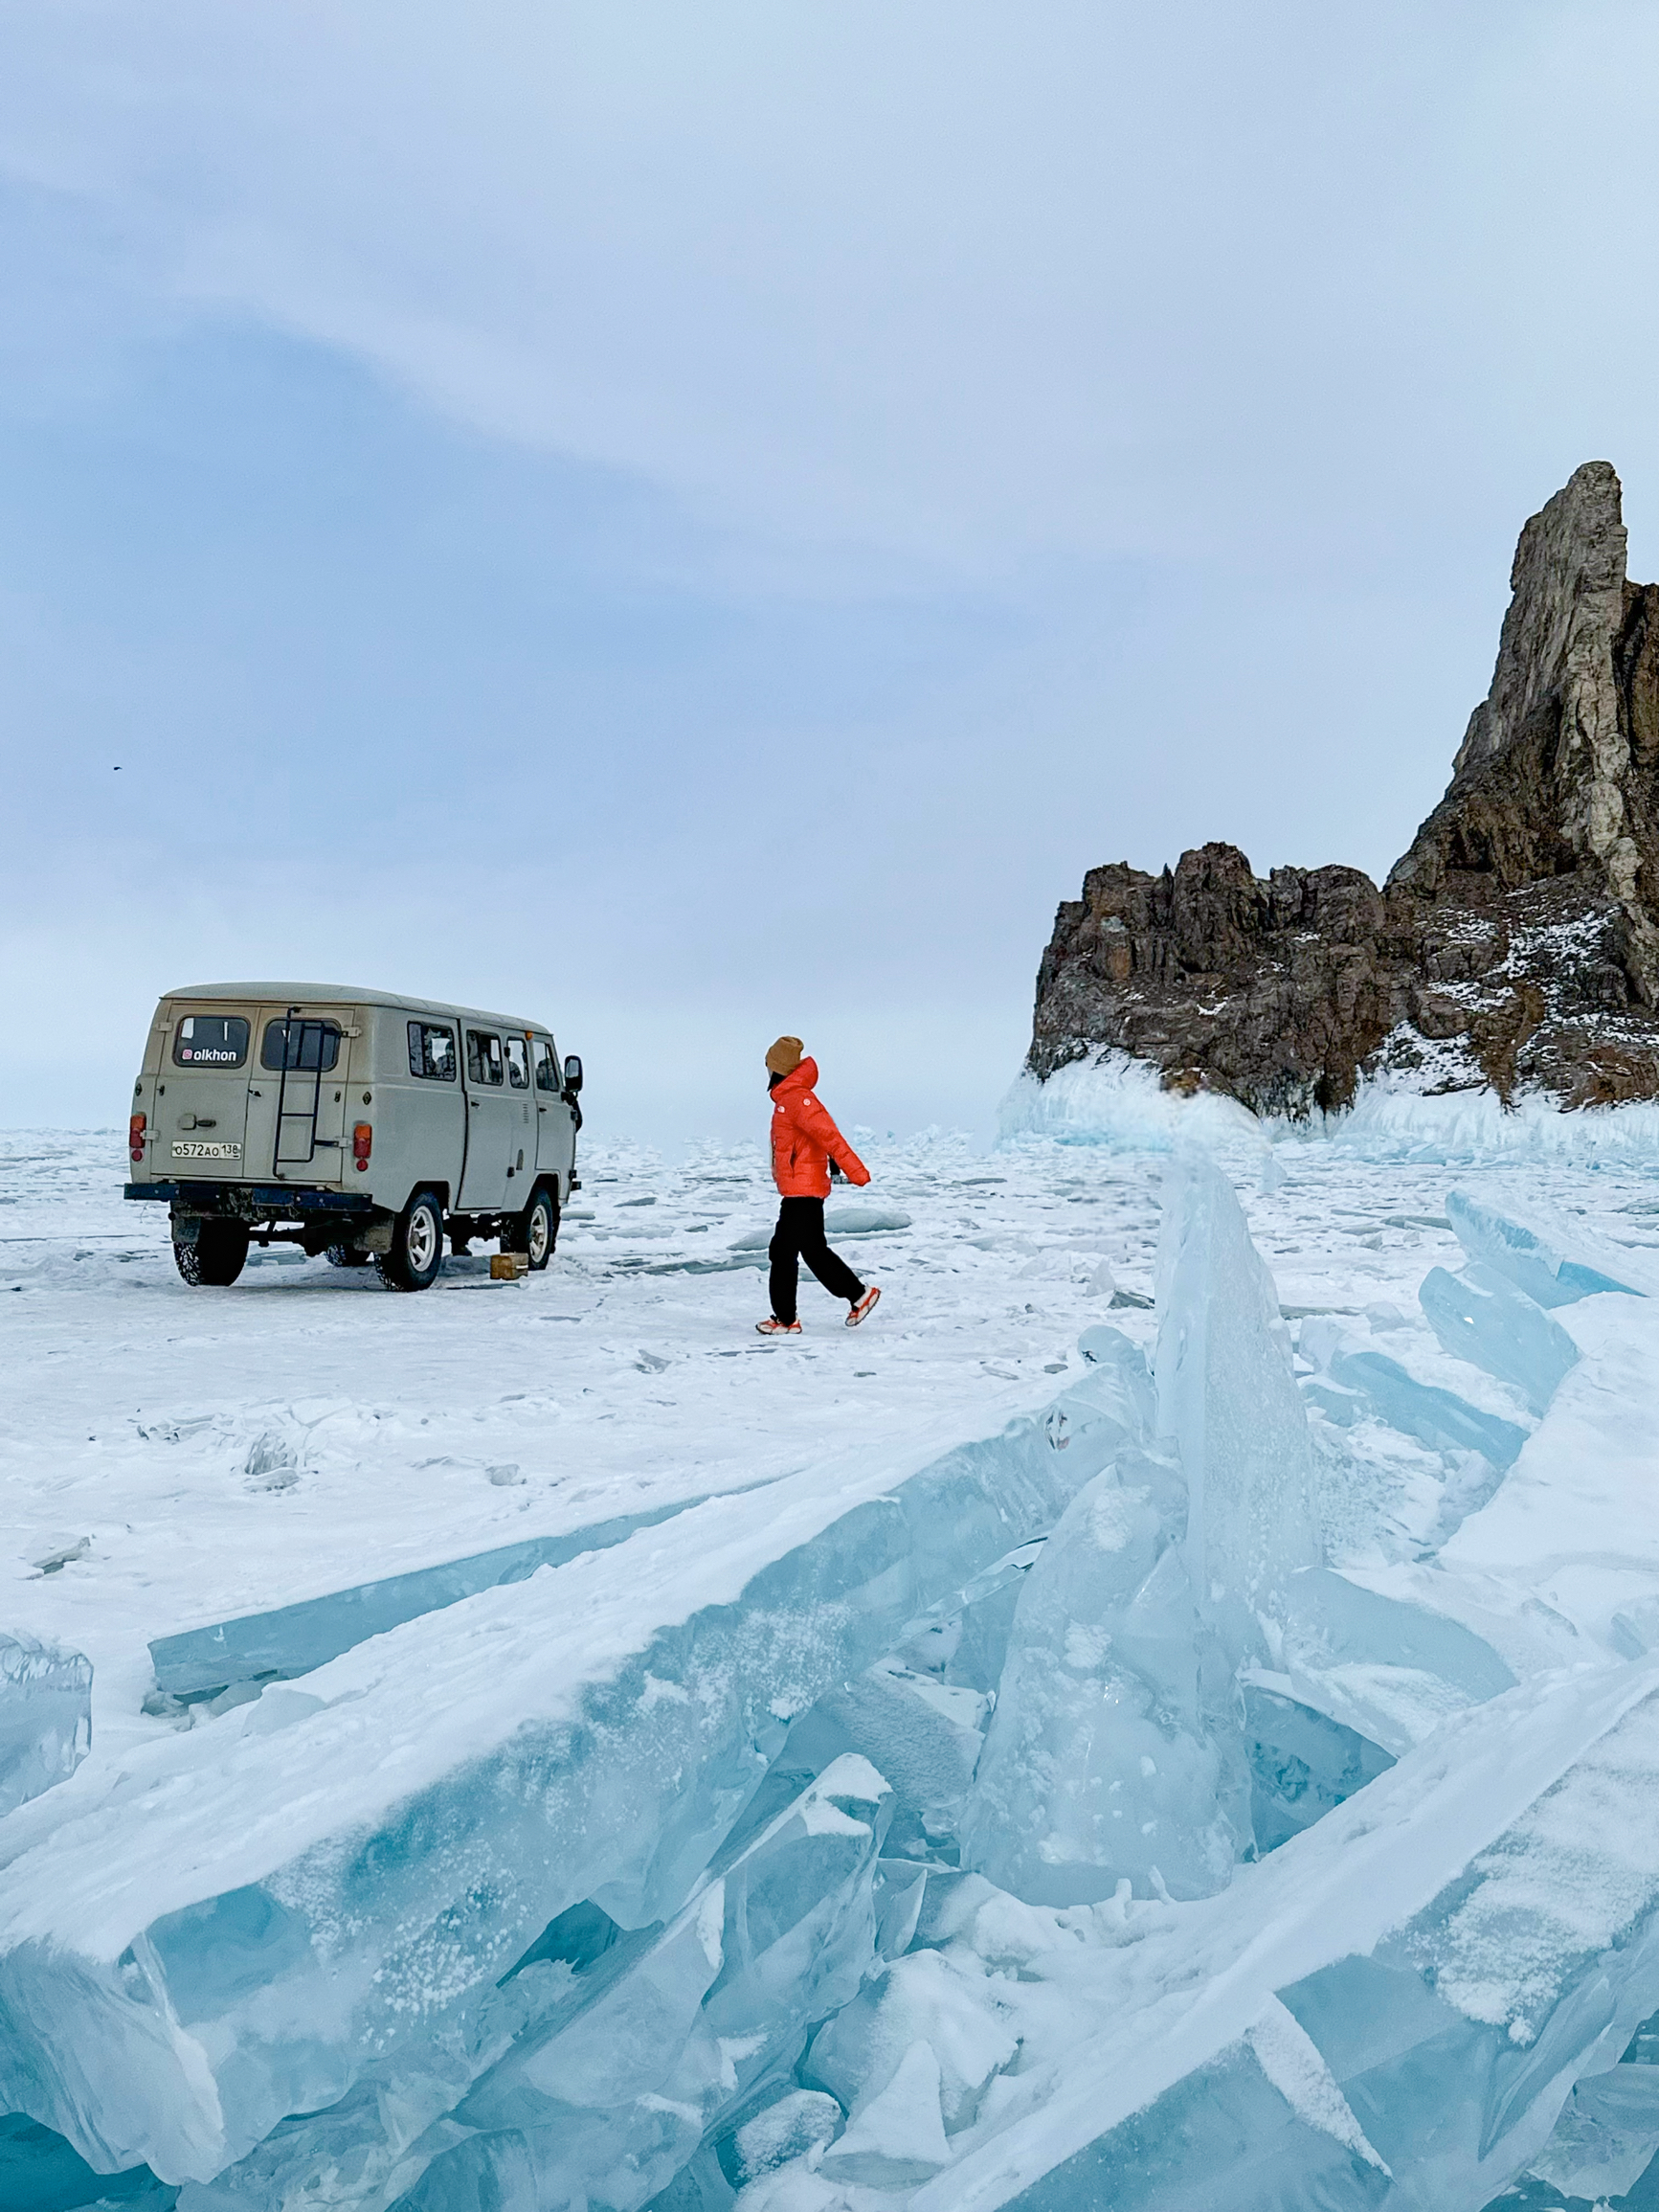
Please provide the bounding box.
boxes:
[1028,462,1659,1117]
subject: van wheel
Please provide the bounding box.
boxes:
[376,1190,445,1292]
[173,1221,249,1288]
[325,1244,371,1268]
[519,1187,557,1272]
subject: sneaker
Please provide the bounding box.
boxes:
[756,1318,802,1336]
[846,1285,882,1328]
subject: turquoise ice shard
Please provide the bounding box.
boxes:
[1446,1186,1647,1306]
[0,1388,1124,2188]
[961,1164,1330,1907]
[1325,1347,1528,1468]
[390,1754,891,2212]
[958,1448,1241,1903]
[1154,1153,1321,1653]
[0,1631,92,1817]
[1419,1262,1579,1414]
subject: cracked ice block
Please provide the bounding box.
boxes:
[1526,2060,1659,2201]
[148,1493,709,1702]
[388,1755,890,2212]
[0,1385,1126,2190]
[1,1633,92,1817]
[1155,1155,1321,1664]
[780,1660,986,1860]
[1446,1187,1647,1307]
[1420,1262,1579,1415]
[1327,1348,1528,1468]
[930,1669,1659,2212]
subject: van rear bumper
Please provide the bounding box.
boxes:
[125,1181,375,1217]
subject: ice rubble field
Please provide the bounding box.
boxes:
[9,1114,1659,2209]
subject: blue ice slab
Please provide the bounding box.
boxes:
[1,1633,92,1818]
[1446,1187,1646,1307]
[1420,1262,1580,1415]
[992,1682,1659,2211]
[1275,1564,1517,1755]
[1327,1348,1529,1469]
[147,1495,712,1700]
[1,1376,1132,2189]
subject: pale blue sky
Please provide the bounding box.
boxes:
[2,2,1655,1144]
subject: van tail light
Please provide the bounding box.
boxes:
[129,1113,146,1164]
[352,1123,372,1172]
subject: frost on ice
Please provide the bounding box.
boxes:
[7,1152,1659,2211]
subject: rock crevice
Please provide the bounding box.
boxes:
[1028,463,1659,1115]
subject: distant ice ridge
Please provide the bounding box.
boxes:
[0,1633,91,1817]
[998,1052,1261,1152]
[998,1048,1659,1162]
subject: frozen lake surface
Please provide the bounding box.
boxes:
[7,1116,1659,2211]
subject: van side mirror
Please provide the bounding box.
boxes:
[563,1055,583,1096]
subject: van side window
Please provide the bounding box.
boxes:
[173,1014,249,1069]
[466,1030,504,1086]
[505,1037,529,1090]
[534,1041,559,1093]
[261,1019,342,1072]
[408,1022,457,1081]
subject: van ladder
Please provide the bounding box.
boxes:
[272,1008,329,1173]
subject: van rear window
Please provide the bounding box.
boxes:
[173,1015,249,1068]
[261,1018,343,1073]
[409,1022,458,1081]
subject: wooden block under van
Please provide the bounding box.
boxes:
[490,1253,529,1281]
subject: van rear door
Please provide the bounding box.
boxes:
[159,1004,257,1177]
[244,1005,355,1187]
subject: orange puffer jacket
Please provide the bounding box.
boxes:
[770,1058,870,1198]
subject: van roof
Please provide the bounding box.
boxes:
[163,982,551,1034]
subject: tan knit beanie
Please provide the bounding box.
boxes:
[765,1035,804,1077]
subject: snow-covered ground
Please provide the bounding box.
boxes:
[9,1112,1659,2212]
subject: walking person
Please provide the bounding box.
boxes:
[756,1037,883,1337]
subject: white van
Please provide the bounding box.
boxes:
[124,982,583,1291]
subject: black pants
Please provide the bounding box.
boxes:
[769,1197,864,1323]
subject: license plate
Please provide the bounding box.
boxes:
[172,1140,242,1161]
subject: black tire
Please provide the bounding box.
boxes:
[376,1189,445,1292]
[325,1243,371,1269]
[172,1220,250,1288]
[511,1186,557,1272]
